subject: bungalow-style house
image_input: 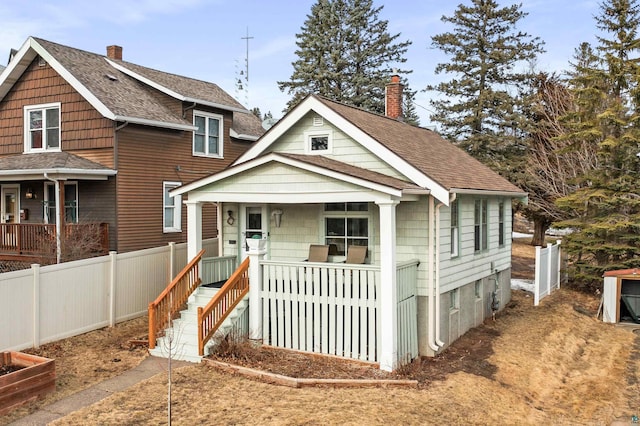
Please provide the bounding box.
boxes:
[0,37,263,264]
[151,76,526,371]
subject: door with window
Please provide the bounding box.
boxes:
[44,182,78,224]
[1,185,19,247]
[241,205,267,258]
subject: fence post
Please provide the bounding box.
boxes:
[109,251,117,326]
[547,243,553,293]
[556,240,562,288]
[534,246,542,306]
[248,248,266,341]
[32,263,40,349]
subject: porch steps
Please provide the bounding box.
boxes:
[149,285,248,363]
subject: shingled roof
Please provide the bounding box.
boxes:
[0,37,263,139]
[313,96,522,194]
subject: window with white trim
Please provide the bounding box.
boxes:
[450,288,459,311]
[498,201,505,247]
[163,182,182,232]
[475,280,482,299]
[324,202,368,256]
[474,199,488,252]
[24,103,61,152]
[193,111,223,157]
[450,198,459,257]
[305,130,332,154]
[44,182,77,223]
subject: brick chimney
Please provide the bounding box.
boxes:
[385,74,404,120]
[106,45,123,60]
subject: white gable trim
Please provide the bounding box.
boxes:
[172,152,417,199]
[106,59,248,114]
[234,96,450,203]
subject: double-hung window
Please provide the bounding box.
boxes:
[193,111,223,157]
[24,103,61,152]
[324,202,368,256]
[163,182,182,233]
[474,199,488,252]
[498,201,505,247]
[450,198,459,257]
[44,182,77,223]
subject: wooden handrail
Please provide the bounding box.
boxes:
[148,249,205,349]
[197,257,250,356]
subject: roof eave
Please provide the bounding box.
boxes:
[230,128,259,141]
[0,168,117,181]
[114,115,196,131]
[450,188,528,198]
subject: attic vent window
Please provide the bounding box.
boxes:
[105,74,119,81]
[313,116,323,126]
[38,56,46,67]
[304,130,332,154]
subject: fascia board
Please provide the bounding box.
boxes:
[0,39,35,101]
[114,115,196,131]
[29,38,116,120]
[230,128,259,141]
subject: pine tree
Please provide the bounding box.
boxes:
[556,0,640,289]
[278,0,411,114]
[427,0,544,178]
[402,80,420,126]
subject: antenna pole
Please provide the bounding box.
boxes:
[241,27,254,82]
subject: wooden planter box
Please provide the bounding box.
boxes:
[0,351,56,415]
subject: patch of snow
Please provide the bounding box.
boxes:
[511,279,534,293]
[512,232,532,239]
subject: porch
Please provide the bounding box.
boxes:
[148,252,419,369]
[0,222,109,263]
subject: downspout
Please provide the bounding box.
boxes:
[427,196,440,352]
[44,173,61,264]
[434,192,456,348]
[114,121,127,253]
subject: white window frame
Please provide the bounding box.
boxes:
[193,111,223,158]
[450,198,459,258]
[474,199,488,252]
[163,181,182,233]
[498,201,505,247]
[450,288,459,311]
[475,280,482,299]
[304,130,332,154]
[44,181,78,224]
[322,202,370,257]
[24,102,61,153]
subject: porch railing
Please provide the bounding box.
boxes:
[260,260,381,362]
[148,249,204,349]
[202,255,238,286]
[198,257,250,355]
[0,222,109,261]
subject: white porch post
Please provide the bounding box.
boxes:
[248,244,266,341]
[185,200,202,261]
[377,199,399,371]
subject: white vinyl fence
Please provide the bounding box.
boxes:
[0,239,217,352]
[534,240,565,306]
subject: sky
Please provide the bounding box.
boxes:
[0,0,601,126]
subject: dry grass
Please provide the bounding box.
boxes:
[8,237,640,425]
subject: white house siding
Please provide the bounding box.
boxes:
[268,113,406,180]
[395,198,429,294]
[267,203,323,260]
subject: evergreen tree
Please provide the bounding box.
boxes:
[278,0,411,113]
[556,0,640,289]
[402,79,421,126]
[427,0,544,178]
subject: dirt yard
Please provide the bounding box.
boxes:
[5,237,640,425]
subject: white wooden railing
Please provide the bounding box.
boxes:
[202,255,238,286]
[396,260,419,364]
[258,260,419,366]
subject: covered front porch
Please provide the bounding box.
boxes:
[173,154,433,370]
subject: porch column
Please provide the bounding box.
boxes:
[185,200,202,262]
[377,199,399,371]
[247,243,266,341]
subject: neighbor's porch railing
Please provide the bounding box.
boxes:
[148,249,204,349]
[197,257,250,355]
[201,255,238,285]
[0,222,109,261]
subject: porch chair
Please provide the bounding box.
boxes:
[307,244,329,262]
[345,245,367,264]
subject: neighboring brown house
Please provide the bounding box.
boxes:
[0,37,263,262]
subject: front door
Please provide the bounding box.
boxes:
[1,186,19,224]
[241,205,267,258]
[1,185,19,248]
